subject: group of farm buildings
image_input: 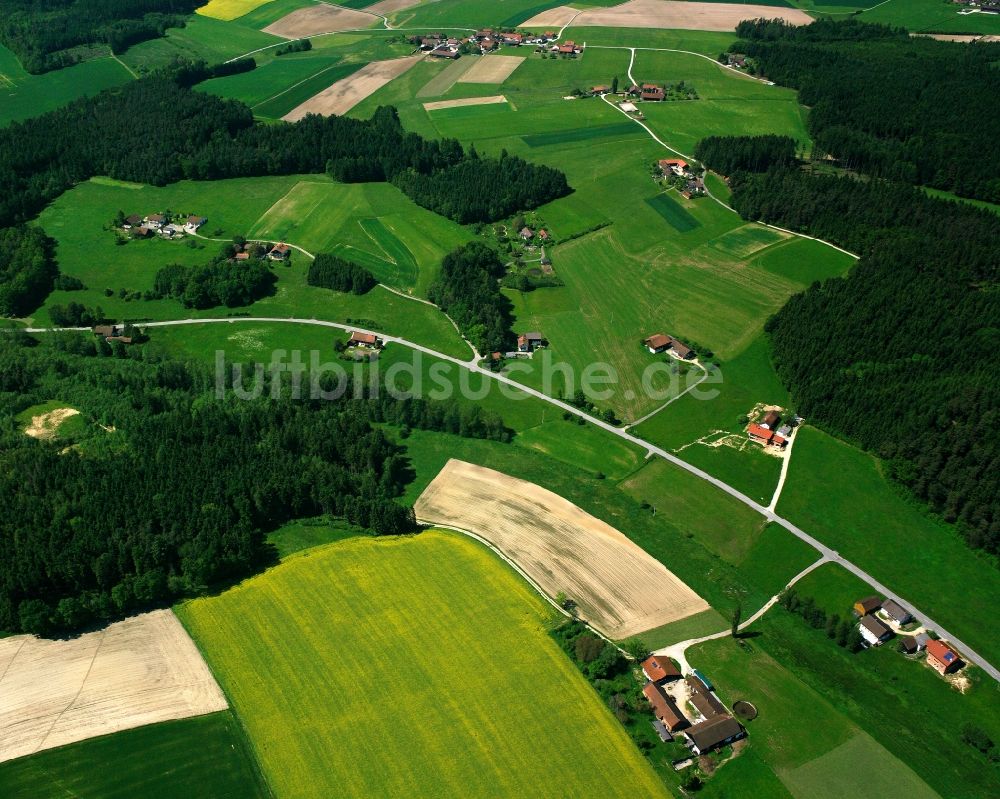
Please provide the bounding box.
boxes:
[415,29,581,59]
[852,596,965,676]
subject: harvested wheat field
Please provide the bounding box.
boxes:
[422,94,508,111]
[415,459,709,639]
[365,0,422,15]
[23,407,79,439]
[263,4,378,38]
[458,55,525,84]
[283,55,422,120]
[521,5,579,28]
[524,0,811,31]
[0,609,227,764]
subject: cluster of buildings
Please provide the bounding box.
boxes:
[657,158,706,198]
[747,409,791,450]
[121,213,206,240]
[644,333,695,360]
[853,596,964,676]
[954,1,1000,15]
[92,324,134,345]
[232,242,291,262]
[641,655,746,756]
[518,226,549,242]
[414,29,568,58]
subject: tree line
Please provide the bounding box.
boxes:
[725,166,1000,555]
[427,242,514,355]
[731,18,1000,202]
[0,0,199,73]
[0,226,56,317]
[0,70,570,230]
[693,134,796,176]
[0,328,523,635]
[307,253,377,295]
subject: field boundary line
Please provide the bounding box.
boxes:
[252,60,357,110]
[111,54,139,79]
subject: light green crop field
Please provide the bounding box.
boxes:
[0,712,267,799]
[689,633,941,799]
[178,531,673,799]
[0,45,133,127]
[121,15,281,73]
[859,0,1000,34]
[776,426,1000,667]
[197,52,345,105]
[565,27,738,53]
[228,0,315,28]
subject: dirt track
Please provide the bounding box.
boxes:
[415,459,709,639]
[423,94,508,111]
[458,56,524,84]
[524,0,811,31]
[263,4,378,38]
[283,55,422,120]
[0,610,227,764]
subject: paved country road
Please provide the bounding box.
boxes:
[22,316,1000,684]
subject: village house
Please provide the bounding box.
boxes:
[475,28,494,39]
[881,599,912,625]
[234,251,251,261]
[640,84,665,101]
[519,226,534,240]
[481,37,498,51]
[686,675,727,719]
[642,682,688,732]
[747,423,788,449]
[348,331,382,348]
[926,639,963,675]
[132,225,152,238]
[681,178,706,199]
[93,324,122,338]
[859,615,893,647]
[185,215,207,232]
[429,45,459,58]
[899,636,919,654]
[669,339,695,359]
[761,410,781,429]
[727,53,747,68]
[853,596,881,617]
[502,31,523,45]
[683,715,745,755]
[644,334,672,354]
[517,331,543,352]
[659,158,689,177]
[590,85,611,95]
[123,214,141,229]
[144,213,166,229]
[268,243,291,261]
[641,654,681,684]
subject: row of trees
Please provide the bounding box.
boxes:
[731,19,1000,201]
[0,73,570,230]
[726,166,1000,555]
[779,588,865,652]
[427,242,514,355]
[0,0,199,73]
[307,253,377,295]
[0,226,57,316]
[153,257,276,309]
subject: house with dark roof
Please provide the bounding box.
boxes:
[859,615,893,647]
[899,635,919,654]
[517,332,543,352]
[641,84,665,101]
[926,640,963,675]
[690,690,726,720]
[669,340,694,359]
[643,683,688,732]
[641,654,681,684]
[762,410,781,429]
[853,596,881,617]
[123,214,141,228]
[881,599,912,625]
[268,243,291,260]
[683,715,744,755]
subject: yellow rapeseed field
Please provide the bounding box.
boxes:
[196,0,274,22]
[178,530,672,798]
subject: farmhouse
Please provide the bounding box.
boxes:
[502,32,523,45]
[644,334,672,354]
[591,85,611,95]
[669,340,695,359]
[686,674,727,720]
[683,715,745,755]
[853,596,881,617]
[859,615,893,647]
[642,683,688,732]
[641,654,681,684]
[429,46,460,58]
[123,214,141,229]
[881,599,912,625]
[269,243,292,260]
[132,225,152,238]
[555,43,577,55]
[517,331,543,352]
[185,215,207,232]
[926,639,963,675]
[681,179,705,199]
[762,410,781,429]
[899,636,919,654]
[659,158,689,177]
[348,331,382,348]
[481,37,498,51]
[640,84,665,101]
[520,226,534,240]
[144,213,166,229]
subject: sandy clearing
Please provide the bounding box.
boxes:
[415,459,709,639]
[524,0,812,31]
[365,0,422,15]
[523,5,579,28]
[263,4,378,38]
[0,610,227,764]
[423,94,508,111]
[283,55,422,120]
[458,55,525,84]
[24,407,79,440]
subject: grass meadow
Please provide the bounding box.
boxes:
[0,45,133,127]
[776,426,1000,667]
[178,531,673,798]
[0,712,266,799]
[860,0,1000,34]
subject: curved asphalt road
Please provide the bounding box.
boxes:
[24,316,999,684]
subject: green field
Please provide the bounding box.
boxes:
[522,121,641,148]
[776,426,1000,667]
[646,191,701,231]
[178,531,672,798]
[0,712,266,799]
[0,45,133,127]
[860,0,1000,34]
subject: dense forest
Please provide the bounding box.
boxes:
[0,0,198,73]
[307,253,377,295]
[0,226,57,317]
[0,72,569,230]
[693,134,796,176]
[427,242,513,355]
[153,254,276,309]
[732,18,1000,201]
[726,167,1000,554]
[0,331,516,634]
